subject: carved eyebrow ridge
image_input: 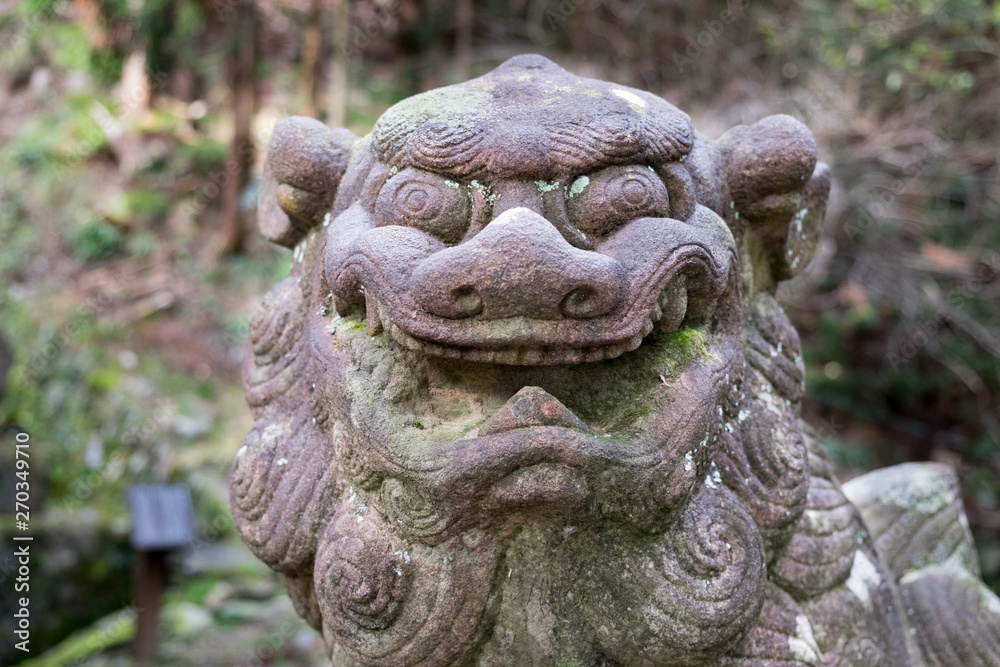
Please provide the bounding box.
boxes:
[371,67,693,180]
[381,115,693,181]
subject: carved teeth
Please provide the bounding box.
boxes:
[519,349,545,365]
[488,348,520,365]
[373,299,658,365]
[365,292,384,336]
[653,275,688,333]
[650,303,663,323]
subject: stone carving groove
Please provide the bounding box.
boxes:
[231,55,1000,666]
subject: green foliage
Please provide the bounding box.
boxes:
[128,232,160,256]
[89,50,128,87]
[825,438,873,469]
[166,574,226,606]
[20,0,59,13]
[102,188,172,227]
[47,23,91,72]
[176,0,208,48]
[758,0,994,108]
[69,220,124,261]
[0,192,37,281]
[0,299,126,509]
[126,189,169,219]
[1,97,111,178]
[18,607,136,667]
[4,124,60,172]
[175,137,229,175]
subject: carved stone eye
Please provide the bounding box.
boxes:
[374,167,470,244]
[565,165,670,237]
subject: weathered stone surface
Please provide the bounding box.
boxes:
[231,54,1000,666]
[843,463,1000,666]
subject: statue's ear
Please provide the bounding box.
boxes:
[258,117,357,248]
[719,115,830,281]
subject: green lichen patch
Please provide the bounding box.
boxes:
[376,87,495,140]
[469,179,497,207]
[402,387,486,444]
[565,175,589,199]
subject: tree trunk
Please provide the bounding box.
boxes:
[219,0,256,256]
[455,0,473,82]
[301,0,322,116]
[326,0,350,128]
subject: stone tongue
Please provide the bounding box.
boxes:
[480,386,591,436]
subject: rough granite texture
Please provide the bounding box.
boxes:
[230,55,1000,666]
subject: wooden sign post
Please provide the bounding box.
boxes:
[127,484,193,661]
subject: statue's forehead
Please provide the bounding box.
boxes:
[371,56,693,180]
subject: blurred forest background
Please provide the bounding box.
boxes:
[0,0,998,664]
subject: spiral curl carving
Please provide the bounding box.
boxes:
[381,478,456,544]
[585,484,766,666]
[244,277,307,412]
[229,406,340,574]
[314,501,501,666]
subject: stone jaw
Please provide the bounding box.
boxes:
[231,54,1000,666]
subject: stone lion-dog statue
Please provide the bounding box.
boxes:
[231,55,1000,666]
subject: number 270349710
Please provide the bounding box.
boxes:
[14,433,29,529]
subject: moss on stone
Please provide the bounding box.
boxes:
[378,87,495,136]
[654,327,711,377]
[338,318,368,332]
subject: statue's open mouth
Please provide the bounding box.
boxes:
[328,206,737,365]
[369,266,710,364]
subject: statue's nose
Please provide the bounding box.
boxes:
[409,207,627,320]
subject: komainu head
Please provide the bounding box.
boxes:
[232,55,1000,667]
